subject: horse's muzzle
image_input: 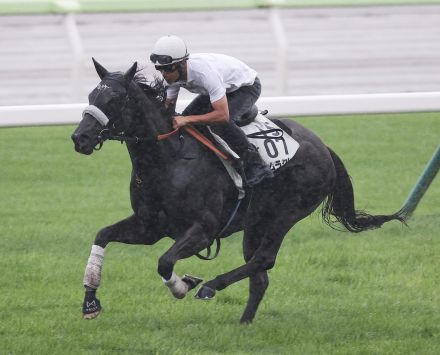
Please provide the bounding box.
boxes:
[71,132,94,155]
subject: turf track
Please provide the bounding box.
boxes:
[2,0,440,15]
[0,113,439,354]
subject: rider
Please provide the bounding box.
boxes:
[150,35,274,187]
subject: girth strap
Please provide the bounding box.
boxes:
[195,198,242,261]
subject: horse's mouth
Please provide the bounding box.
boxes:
[72,131,99,155]
[73,143,94,155]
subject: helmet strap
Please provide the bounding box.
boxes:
[176,61,187,81]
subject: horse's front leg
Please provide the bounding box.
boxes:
[157,222,211,299]
[82,214,163,319]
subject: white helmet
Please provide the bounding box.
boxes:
[150,35,188,66]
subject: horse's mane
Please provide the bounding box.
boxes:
[133,72,167,108]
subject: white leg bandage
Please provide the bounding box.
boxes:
[83,245,105,289]
[163,272,188,299]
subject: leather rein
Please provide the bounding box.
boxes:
[100,124,230,161]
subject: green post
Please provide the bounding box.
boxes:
[401,145,440,218]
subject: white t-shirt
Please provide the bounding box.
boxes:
[165,53,257,103]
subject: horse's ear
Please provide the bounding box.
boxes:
[124,62,138,84]
[92,57,108,80]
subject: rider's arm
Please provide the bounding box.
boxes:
[172,68,230,128]
[181,95,229,126]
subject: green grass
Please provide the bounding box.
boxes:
[2,0,440,15]
[0,113,439,354]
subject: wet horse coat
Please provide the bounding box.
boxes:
[71,60,405,323]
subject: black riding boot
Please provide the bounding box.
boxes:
[240,144,274,187]
[210,122,274,187]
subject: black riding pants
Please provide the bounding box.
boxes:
[182,77,261,155]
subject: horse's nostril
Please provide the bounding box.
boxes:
[72,133,90,143]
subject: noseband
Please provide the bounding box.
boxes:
[83,101,180,151]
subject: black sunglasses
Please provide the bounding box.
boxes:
[155,64,176,73]
[150,54,174,65]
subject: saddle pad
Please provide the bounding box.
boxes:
[207,114,299,199]
[241,114,300,171]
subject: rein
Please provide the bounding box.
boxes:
[103,124,230,161]
[96,127,175,147]
[158,128,179,141]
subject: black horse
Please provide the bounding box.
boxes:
[71,59,405,323]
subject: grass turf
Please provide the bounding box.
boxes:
[0,112,439,354]
[2,1,440,15]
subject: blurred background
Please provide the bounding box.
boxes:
[1,0,439,106]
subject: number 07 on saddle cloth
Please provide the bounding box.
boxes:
[207,113,300,199]
[241,114,300,171]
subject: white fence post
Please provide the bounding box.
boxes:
[269,7,288,96]
[63,5,84,102]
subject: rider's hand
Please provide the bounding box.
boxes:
[172,115,188,129]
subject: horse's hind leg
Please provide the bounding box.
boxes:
[241,271,269,324]
[197,202,315,323]
[196,217,289,317]
[240,225,269,324]
[82,214,162,319]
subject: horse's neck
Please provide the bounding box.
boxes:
[126,95,178,174]
[127,141,161,174]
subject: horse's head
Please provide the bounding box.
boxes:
[71,58,138,155]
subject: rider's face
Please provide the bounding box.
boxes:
[157,64,180,84]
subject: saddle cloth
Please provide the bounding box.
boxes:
[208,113,300,199]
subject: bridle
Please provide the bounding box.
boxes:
[83,87,179,151]
[94,121,180,151]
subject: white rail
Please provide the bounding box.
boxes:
[269,7,288,95]
[1,92,440,128]
[58,5,290,101]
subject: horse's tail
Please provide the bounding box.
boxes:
[322,147,406,233]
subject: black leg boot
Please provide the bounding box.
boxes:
[240,144,274,187]
[210,122,274,187]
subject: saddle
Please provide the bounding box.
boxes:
[234,105,293,133]
[235,105,259,127]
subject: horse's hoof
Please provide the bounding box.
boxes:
[182,274,203,291]
[83,309,101,320]
[240,317,253,325]
[82,291,102,320]
[195,285,216,300]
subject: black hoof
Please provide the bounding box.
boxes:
[240,317,253,325]
[82,290,102,319]
[195,285,216,300]
[182,274,203,291]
